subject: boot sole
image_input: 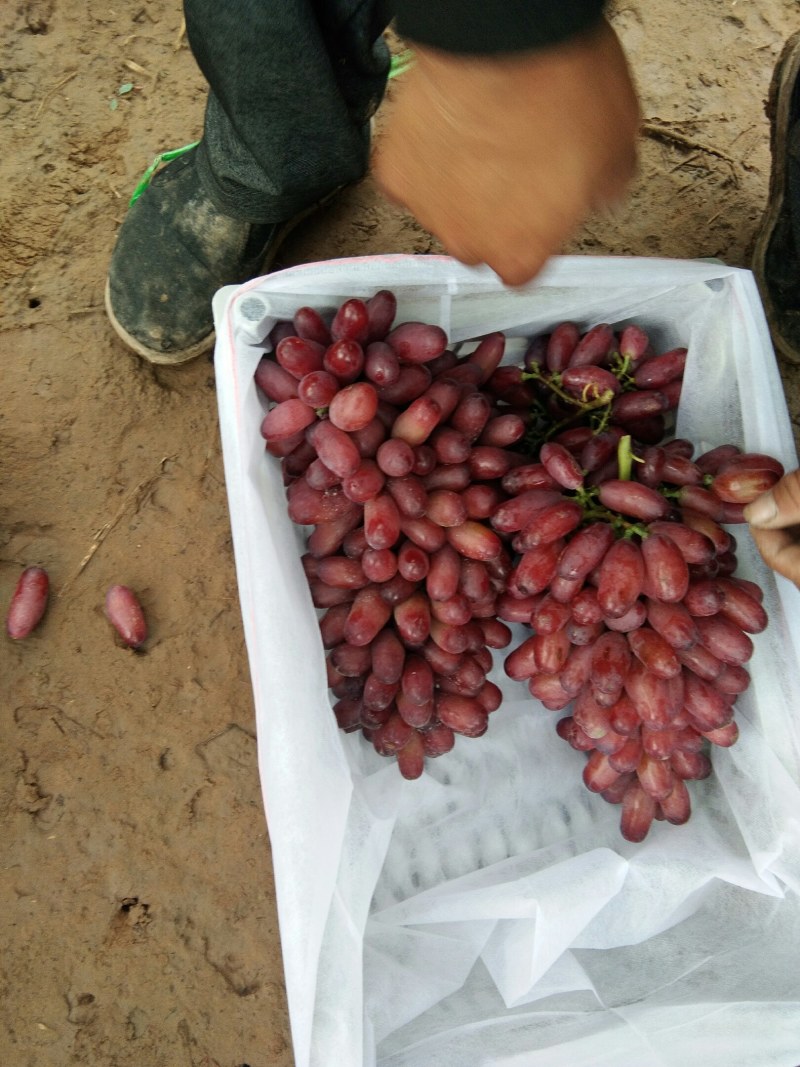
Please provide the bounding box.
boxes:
[105,191,342,366]
[751,30,800,365]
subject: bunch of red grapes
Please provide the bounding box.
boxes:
[255,289,782,842]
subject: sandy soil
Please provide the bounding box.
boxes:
[2,2,799,1065]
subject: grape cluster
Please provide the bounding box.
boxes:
[255,293,781,840]
[257,291,529,780]
[493,322,781,841]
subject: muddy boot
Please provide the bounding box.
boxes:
[752,31,800,365]
[104,146,330,365]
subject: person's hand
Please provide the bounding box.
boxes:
[744,469,800,587]
[373,19,640,287]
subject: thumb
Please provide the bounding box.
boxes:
[744,468,800,528]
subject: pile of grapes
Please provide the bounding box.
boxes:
[255,289,782,841]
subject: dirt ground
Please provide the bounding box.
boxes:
[2,2,799,1065]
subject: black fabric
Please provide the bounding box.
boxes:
[394,0,607,55]
[184,0,393,222]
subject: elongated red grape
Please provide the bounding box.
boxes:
[377,364,432,404]
[619,323,650,362]
[641,533,689,603]
[611,391,668,423]
[317,556,370,589]
[327,381,378,432]
[343,587,392,646]
[718,451,785,477]
[361,547,397,583]
[640,726,678,760]
[461,483,505,520]
[657,778,691,824]
[287,482,353,525]
[695,614,753,665]
[309,418,361,478]
[398,541,430,582]
[714,663,750,694]
[701,721,739,747]
[501,464,558,494]
[293,305,332,346]
[583,749,622,792]
[561,365,621,400]
[421,722,456,756]
[620,781,657,842]
[711,467,781,504]
[478,413,526,448]
[305,457,340,491]
[680,510,730,554]
[491,490,562,534]
[261,398,317,441]
[364,493,402,550]
[604,601,647,633]
[297,369,339,408]
[670,748,712,781]
[463,332,505,382]
[397,691,433,729]
[394,592,431,646]
[627,626,680,678]
[646,521,714,565]
[684,579,723,617]
[591,631,632,695]
[349,415,386,458]
[598,481,669,521]
[540,441,584,490]
[450,391,491,442]
[511,540,563,595]
[569,323,615,367]
[386,475,428,518]
[435,694,488,737]
[648,601,699,648]
[597,538,645,618]
[557,522,616,581]
[532,595,571,635]
[365,289,397,341]
[637,753,675,800]
[342,459,386,504]
[6,566,50,639]
[331,298,369,344]
[373,712,414,754]
[323,337,364,382]
[276,335,326,379]
[330,641,372,677]
[545,322,580,371]
[682,670,733,732]
[446,521,503,562]
[386,321,447,363]
[430,593,472,627]
[374,439,414,478]
[425,543,461,603]
[632,347,687,388]
[364,341,400,386]
[255,356,299,401]
[625,662,680,728]
[371,628,405,684]
[391,396,442,446]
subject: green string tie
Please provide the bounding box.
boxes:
[128,141,200,206]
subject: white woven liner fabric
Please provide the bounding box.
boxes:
[212,256,800,1067]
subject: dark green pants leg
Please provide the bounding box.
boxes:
[184,0,394,222]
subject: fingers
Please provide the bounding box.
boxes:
[744,469,800,528]
[749,525,800,588]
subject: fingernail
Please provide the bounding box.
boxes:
[743,491,777,526]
